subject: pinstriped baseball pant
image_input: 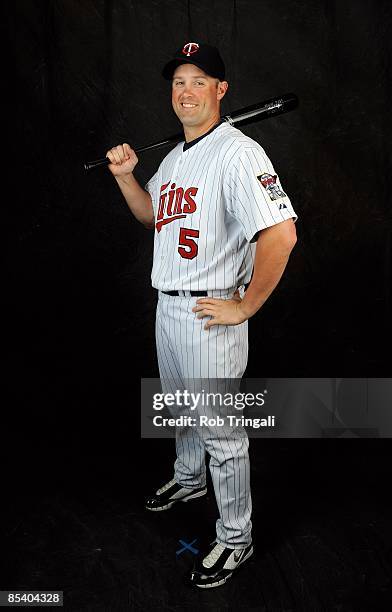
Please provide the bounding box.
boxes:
[155,290,252,548]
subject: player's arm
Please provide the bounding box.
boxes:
[106,143,155,229]
[239,218,297,319]
[193,219,297,328]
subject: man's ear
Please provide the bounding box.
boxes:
[217,80,229,101]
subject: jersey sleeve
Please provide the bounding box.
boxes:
[144,171,158,198]
[223,145,298,243]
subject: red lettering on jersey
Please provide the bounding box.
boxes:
[183,187,198,214]
[160,181,171,192]
[166,183,176,216]
[157,193,166,220]
[157,181,171,220]
[173,188,184,215]
[155,182,198,231]
[156,215,186,232]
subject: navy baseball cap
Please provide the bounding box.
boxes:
[162,42,226,80]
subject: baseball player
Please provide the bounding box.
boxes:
[106,42,298,588]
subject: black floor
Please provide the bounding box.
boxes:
[1,438,392,611]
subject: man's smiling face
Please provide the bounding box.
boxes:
[171,63,228,132]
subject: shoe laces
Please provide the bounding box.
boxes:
[156,478,176,495]
[202,542,227,568]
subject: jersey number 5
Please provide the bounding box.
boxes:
[178,228,199,260]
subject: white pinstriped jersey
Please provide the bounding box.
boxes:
[145,121,297,292]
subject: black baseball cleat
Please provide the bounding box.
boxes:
[145,478,207,511]
[187,540,254,588]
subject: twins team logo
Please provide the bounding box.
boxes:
[156,181,198,233]
[182,42,200,56]
[257,173,287,204]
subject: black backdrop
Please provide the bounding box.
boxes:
[3,1,391,456]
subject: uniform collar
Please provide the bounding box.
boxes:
[182,118,226,152]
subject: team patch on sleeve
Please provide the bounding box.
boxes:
[257,173,287,202]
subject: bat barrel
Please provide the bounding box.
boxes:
[227,93,298,128]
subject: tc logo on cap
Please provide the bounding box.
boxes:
[182,42,200,56]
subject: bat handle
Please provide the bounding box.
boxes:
[83,134,182,172]
[84,157,110,172]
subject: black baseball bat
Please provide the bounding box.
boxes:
[83,93,298,172]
